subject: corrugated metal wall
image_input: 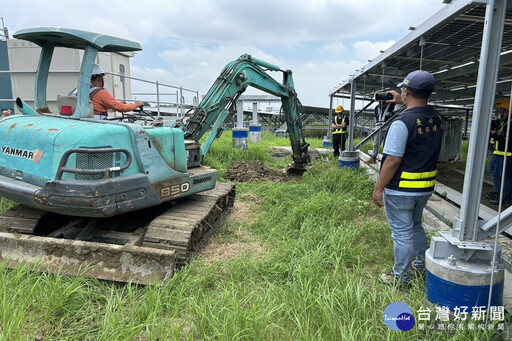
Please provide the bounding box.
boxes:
[0,41,14,112]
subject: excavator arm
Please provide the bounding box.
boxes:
[185,54,310,174]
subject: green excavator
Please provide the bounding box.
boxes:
[0,27,309,283]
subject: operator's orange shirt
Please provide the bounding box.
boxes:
[91,88,140,114]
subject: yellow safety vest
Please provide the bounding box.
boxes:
[333,115,347,134]
[398,170,438,190]
[494,121,512,156]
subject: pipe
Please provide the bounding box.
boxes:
[16,97,39,116]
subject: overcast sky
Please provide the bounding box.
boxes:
[3,0,446,108]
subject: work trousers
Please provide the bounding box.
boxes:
[332,133,347,158]
[490,154,512,203]
[383,192,431,282]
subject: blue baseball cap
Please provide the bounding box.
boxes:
[397,70,435,94]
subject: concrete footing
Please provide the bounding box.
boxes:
[339,150,360,169]
[323,136,331,148]
[233,128,248,150]
[425,249,504,310]
[249,123,261,143]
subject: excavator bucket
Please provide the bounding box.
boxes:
[286,163,308,176]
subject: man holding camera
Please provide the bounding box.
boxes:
[368,97,395,164]
[372,70,443,287]
[332,105,349,159]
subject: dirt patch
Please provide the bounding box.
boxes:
[225,160,301,183]
[201,200,265,265]
[201,235,265,266]
[226,194,260,224]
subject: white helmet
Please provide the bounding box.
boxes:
[92,64,105,76]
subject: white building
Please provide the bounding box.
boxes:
[0,37,135,114]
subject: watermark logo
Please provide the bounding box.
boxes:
[383,302,415,331]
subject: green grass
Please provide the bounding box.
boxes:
[0,131,505,340]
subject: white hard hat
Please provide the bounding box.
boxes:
[92,64,105,76]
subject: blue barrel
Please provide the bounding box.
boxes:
[339,151,359,169]
[232,128,248,150]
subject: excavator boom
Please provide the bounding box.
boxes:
[185,54,310,173]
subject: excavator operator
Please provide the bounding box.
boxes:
[88,64,144,120]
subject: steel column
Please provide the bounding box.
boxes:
[328,95,333,136]
[454,0,506,242]
[348,78,356,151]
[464,108,469,139]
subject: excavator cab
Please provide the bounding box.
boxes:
[0,27,218,217]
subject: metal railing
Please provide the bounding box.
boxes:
[108,71,200,117]
[0,69,200,117]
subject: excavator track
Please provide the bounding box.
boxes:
[143,183,235,263]
[0,183,235,284]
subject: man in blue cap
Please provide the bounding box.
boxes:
[372,70,443,287]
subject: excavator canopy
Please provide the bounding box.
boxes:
[13,27,142,52]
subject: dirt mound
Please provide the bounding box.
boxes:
[225,161,300,183]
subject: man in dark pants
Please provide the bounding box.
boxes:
[487,97,512,206]
[332,105,349,159]
[372,70,443,287]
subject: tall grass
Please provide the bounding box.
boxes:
[0,131,504,340]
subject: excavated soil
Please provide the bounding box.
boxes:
[225,161,301,182]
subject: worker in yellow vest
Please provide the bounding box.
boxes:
[487,97,512,206]
[332,105,349,158]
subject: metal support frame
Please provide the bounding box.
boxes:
[348,78,356,151]
[156,81,161,117]
[456,0,506,241]
[431,0,507,259]
[34,41,55,111]
[328,95,334,136]
[76,45,97,118]
[331,0,486,96]
[464,108,470,138]
[354,111,399,151]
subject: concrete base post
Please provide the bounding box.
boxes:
[339,150,359,169]
[323,135,331,148]
[249,123,261,143]
[233,128,248,150]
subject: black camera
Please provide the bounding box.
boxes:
[375,92,393,101]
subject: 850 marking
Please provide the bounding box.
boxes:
[161,182,190,198]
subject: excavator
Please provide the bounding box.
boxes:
[0,27,310,284]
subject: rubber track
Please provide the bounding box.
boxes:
[142,182,235,263]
